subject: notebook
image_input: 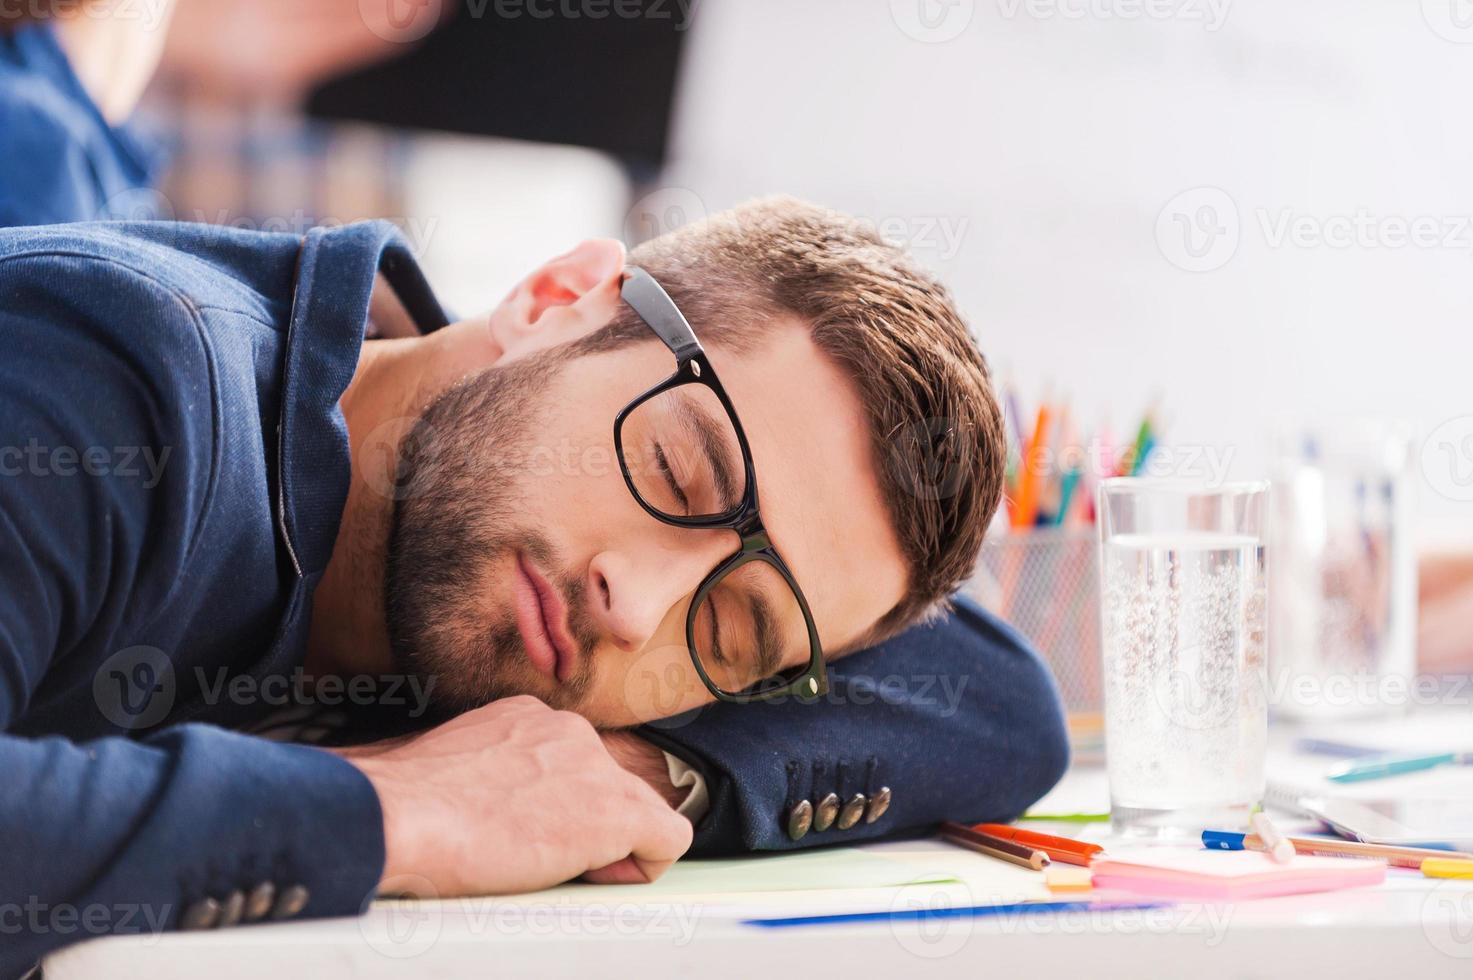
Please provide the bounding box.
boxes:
[371,838,1051,918]
[1091,846,1386,900]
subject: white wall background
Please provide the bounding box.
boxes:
[658,0,1473,545]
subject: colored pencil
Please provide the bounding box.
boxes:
[1129,433,1155,477]
[1005,387,1025,455]
[1013,401,1051,527]
[941,821,1050,870]
[1119,415,1152,477]
[744,900,1171,929]
[1054,468,1081,526]
[1203,830,1473,870]
[974,824,1103,866]
[1422,858,1473,880]
[1022,811,1111,823]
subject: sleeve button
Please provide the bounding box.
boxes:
[813,792,840,832]
[271,884,310,920]
[216,890,246,928]
[865,786,892,824]
[244,883,276,922]
[785,799,813,841]
[837,793,867,830]
[180,897,221,931]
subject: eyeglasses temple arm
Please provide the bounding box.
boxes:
[621,268,705,363]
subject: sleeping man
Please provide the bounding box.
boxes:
[0,197,1068,973]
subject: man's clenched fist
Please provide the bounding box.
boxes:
[335,695,693,896]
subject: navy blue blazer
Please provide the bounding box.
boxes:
[0,25,161,228]
[0,220,1068,976]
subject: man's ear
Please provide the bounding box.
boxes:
[487,238,627,363]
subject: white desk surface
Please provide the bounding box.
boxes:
[46,713,1473,979]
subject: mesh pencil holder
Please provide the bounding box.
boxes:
[962,529,1102,740]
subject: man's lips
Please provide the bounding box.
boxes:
[513,552,578,684]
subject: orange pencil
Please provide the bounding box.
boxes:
[1012,401,1051,527]
[973,823,1103,867]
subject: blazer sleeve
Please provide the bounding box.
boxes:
[0,256,384,979]
[638,595,1071,855]
[0,458,385,977]
[0,728,385,979]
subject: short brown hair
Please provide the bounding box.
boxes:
[585,196,1005,648]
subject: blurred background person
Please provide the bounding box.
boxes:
[159,0,451,102]
[142,0,679,311]
[1420,555,1473,675]
[0,0,176,225]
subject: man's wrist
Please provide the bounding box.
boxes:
[600,731,687,811]
[329,749,419,891]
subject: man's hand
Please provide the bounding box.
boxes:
[586,731,692,883]
[336,696,692,897]
[1420,552,1473,674]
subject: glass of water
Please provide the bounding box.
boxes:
[1098,479,1269,838]
[1269,426,1417,721]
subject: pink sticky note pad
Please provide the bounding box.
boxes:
[1091,847,1386,901]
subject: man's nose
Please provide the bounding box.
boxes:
[585,529,735,652]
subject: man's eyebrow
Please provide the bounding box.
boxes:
[675,395,740,512]
[749,589,781,679]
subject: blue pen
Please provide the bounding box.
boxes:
[1327,751,1470,783]
[1295,738,1382,758]
[744,900,1171,929]
[1203,829,1463,865]
[1202,830,1250,851]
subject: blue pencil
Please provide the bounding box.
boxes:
[743,900,1171,929]
[1006,388,1025,452]
[1053,468,1081,526]
[1129,433,1156,477]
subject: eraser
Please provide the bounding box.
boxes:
[1045,865,1094,892]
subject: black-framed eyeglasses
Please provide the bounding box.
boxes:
[614,268,828,704]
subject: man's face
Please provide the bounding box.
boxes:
[385,317,908,728]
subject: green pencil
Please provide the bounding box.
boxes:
[1021,811,1110,823]
[1122,416,1151,477]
